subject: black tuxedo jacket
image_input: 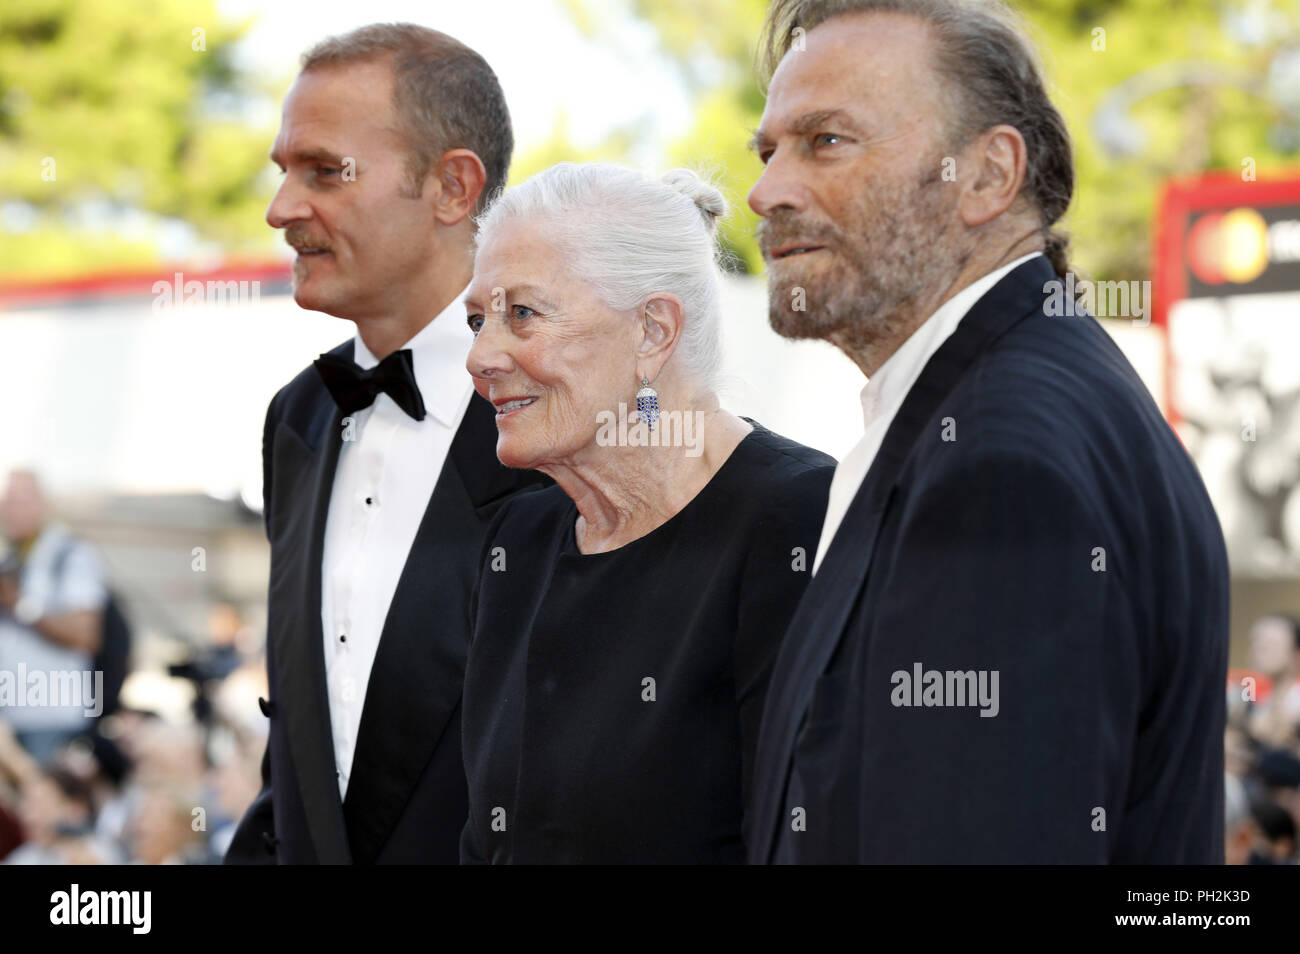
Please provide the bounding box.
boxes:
[750,256,1230,864]
[225,340,547,864]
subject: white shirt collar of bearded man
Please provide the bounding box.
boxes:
[857,251,1044,431]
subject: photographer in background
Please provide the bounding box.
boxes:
[0,469,107,763]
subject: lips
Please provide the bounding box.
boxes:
[286,229,332,257]
[492,396,538,419]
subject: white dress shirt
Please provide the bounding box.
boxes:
[320,288,475,799]
[812,253,1044,575]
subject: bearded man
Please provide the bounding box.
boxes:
[747,0,1229,864]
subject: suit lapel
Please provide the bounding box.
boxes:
[752,255,1057,862]
[270,390,353,864]
[449,391,549,513]
[341,393,531,862]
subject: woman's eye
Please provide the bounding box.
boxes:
[511,304,537,321]
[317,166,339,178]
[467,314,484,334]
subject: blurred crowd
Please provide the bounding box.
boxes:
[1226,613,1300,864]
[0,707,264,865]
[0,470,266,864]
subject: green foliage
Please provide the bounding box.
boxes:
[1019,0,1299,281]
[561,0,1300,281]
[551,0,770,273]
[0,0,273,279]
[4,0,1296,285]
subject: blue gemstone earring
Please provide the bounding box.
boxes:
[636,377,660,431]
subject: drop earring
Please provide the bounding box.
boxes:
[636,377,660,431]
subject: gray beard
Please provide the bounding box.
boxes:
[765,172,969,359]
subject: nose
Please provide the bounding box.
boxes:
[747,149,806,219]
[466,316,516,385]
[266,175,311,230]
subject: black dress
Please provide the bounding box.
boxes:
[460,421,835,863]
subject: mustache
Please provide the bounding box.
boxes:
[284,226,331,251]
[757,212,841,259]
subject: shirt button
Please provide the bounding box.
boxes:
[339,633,347,643]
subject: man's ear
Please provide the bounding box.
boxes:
[430,148,488,227]
[958,124,1028,228]
[635,294,685,381]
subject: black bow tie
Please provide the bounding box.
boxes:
[313,348,426,421]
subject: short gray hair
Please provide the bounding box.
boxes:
[475,163,729,388]
[759,0,1074,277]
[302,23,512,215]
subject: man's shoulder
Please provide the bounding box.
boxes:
[942,308,1170,466]
[266,339,351,430]
[906,308,1219,543]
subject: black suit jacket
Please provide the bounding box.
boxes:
[225,339,547,864]
[750,256,1230,864]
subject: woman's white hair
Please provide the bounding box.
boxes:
[475,162,728,389]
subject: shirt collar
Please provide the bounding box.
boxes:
[859,252,1043,428]
[352,284,474,427]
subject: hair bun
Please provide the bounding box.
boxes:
[661,168,727,234]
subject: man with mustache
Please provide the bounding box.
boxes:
[747,0,1229,863]
[225,23,544,864]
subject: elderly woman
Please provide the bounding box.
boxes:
[460,162,833,864]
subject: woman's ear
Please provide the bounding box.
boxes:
[635,294,685,380]
[432,148,488,227]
